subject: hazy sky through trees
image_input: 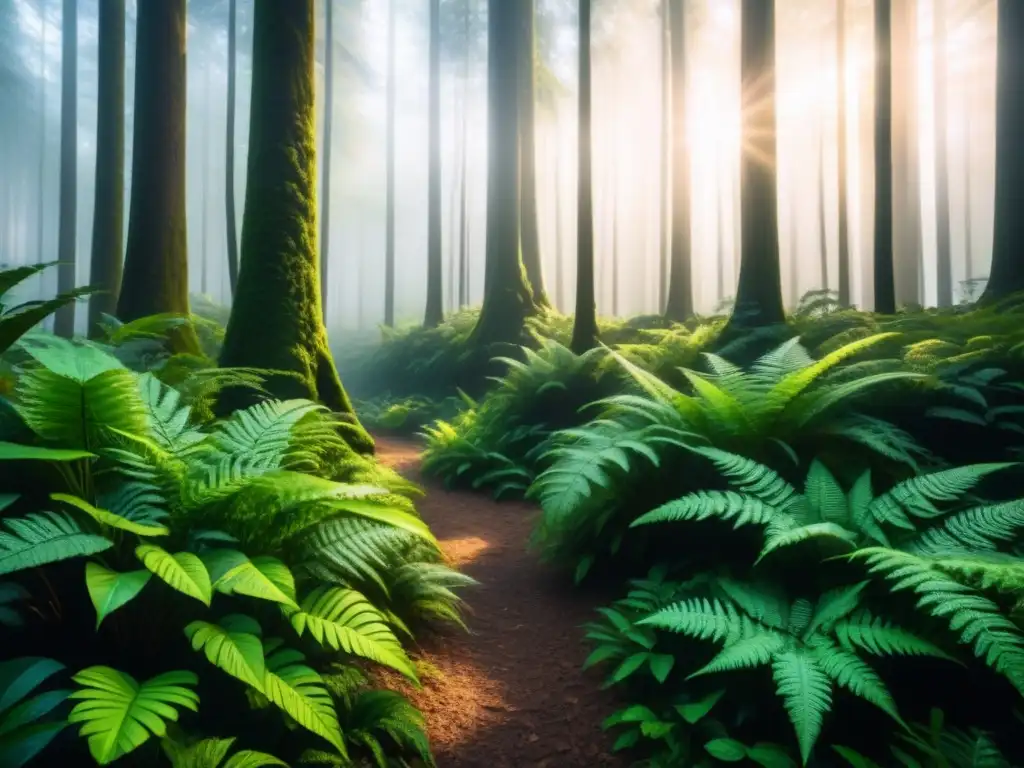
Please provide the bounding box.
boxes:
[0,0,998,334]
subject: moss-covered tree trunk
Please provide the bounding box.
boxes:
[320,0,335,317]
[118,0,198,353]
[722,0,785,335]
[664,0,692,322]
[218,0,372,454]
[518,0,549,308]
[980,0,1024,303]
[570,0,597,354]
[470,0,536,346]
[53,0,77,338]
[424,0,444,328]
[872,0,895,314]
[87,0,124,337]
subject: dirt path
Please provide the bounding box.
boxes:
[373,436,628,768]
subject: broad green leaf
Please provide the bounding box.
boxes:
[53,494,168,537]
[676,689,726,724]
[283,587,416,681]
[68,666,199,765]
[704,738,747,762]
[0,442,96,462]
[135,545,211,605]
[648,653,675,683]
[185,619,266,691]
[0,720,67,768]
[85,563,152,628]
[607,652,649,686]
[261,646,346,756]
[747,742,798,768]
[0,658,65,714]
[203,550,297,609]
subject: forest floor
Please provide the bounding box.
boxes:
[373,435,628,768]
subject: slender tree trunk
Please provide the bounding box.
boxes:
[447,82,459,313]
[664,0,692,321]
[658,0,670,312]
[54,0,77,337]
[554,114,564,311]
[836,0,852,306]
[873,0,895,313]
[118,0,198,352]
[817,118,829,289]
[320,0,334,317]
[788,198,799,306]
[424,0,444,327]
[892,0,921,305]
[932,0,953,306]
[225,0,239,296]
[87,0,124,337]
[963,107,973,283]
[470,0,536,345]
[716,167,726,304]
[36,0,47,268]
[201,64,212,297]
[219,0,371,453]
[384,0,397,325]
[570,0,597,353]
[518,0,549,307]
[457,0,470,309]
[980,0,1024,302]
[723,0,785,334]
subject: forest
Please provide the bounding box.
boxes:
[0,0,1022,766]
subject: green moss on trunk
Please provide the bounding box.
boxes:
[218,0,372,455]
[118,0,198,354]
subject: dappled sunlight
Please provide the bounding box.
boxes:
[441,535,491,567]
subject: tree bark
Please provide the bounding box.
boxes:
[218,0,371,453]
[723,0,785,334]
[384,0,397,325]
[933,0,953,306]
[36,0,47,268]
[225,0,239,296]
[457,0,470,309]
[664,0,692,321]
[518,0,549,307]
[87,0,125,337]
[570,0,598,354]
[658,0,670,313]
[873,0,895,313]
[424,0,444,327]
[118,0,198,352]
[201,63,212,296]
[980,0,1024,302]
[470,0,536,346]
[892,0,921,305]
[320,0,334,317]
[54,0,77,337]
[836,0,852,306]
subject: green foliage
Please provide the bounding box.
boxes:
[0,262,95,357]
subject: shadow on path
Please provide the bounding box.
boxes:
[373,436,627,768]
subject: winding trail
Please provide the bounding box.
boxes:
[373,436,627,768]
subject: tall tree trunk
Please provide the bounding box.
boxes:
[320,0,334,317]
[817,118,829,289]
[554,115,564,311]
[723,0,785,335]
[54,0,77,337]
[570,0,597,353]
[963,107,973,283]
[716,167,726,304]
[980,0,1024,302]
[457,0,470,309]
[470,0,536,345]
[118,0,199,352]
[424,0,444,327]
[892,0,921,305]
[219,0,372,453]
[933,0,953,306]
[87,0,124,337]
[447,83,459,313]
[873,0,895,313]
[518,0,549,307]
[384,0,397,325]
[36,0,47,268]
[836,0,852,306]
[658,0,670,312]
[664,0,692,321]
[225,0,239,296]
[788,198,799,306]
[201,64,211,297]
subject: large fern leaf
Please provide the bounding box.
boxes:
[0,512,112,576]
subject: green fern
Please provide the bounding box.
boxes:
[0,657,69,768]
[642,579,946,764]
[162,735,286,768]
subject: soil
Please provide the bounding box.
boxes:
[373,436,629,768]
